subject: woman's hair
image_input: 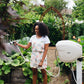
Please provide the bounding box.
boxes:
[33,22,49,37]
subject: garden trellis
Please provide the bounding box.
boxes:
[39,6,65,40]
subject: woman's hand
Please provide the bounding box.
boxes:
[38,60,43,67]
[13,41,18,46]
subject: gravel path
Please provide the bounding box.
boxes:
[47,47,70,84]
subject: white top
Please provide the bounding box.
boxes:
[29,35,50,52]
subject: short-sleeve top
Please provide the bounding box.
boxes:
[29,35,50,52]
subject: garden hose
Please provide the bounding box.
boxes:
[71,64,77,84]
[43,48,60,78]
[10,41,29,62]
[13,42,60,78]
[16,45,29,62]
[11,41,82,82]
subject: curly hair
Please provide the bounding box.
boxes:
[33,22,49,37]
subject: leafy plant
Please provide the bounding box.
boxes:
[0,38,51,83]
[72,0,84,20]
[55,56,76,76]
[63,79,70,84]
[0,80,4,84]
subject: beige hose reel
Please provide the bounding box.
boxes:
[56,40,82,62]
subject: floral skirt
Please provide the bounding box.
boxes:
[30,52,47,69]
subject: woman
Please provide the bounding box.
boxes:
[14,22,50,84]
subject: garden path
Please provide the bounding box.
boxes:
[47,47,70,84]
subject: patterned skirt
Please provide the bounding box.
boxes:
[30,51,47,69]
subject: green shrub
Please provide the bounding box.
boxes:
[0,39,51,83]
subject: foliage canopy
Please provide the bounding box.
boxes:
[72,0,84,20]
[45,0,68,11]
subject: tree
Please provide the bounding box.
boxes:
[44,0,68,11]
[72,0,84,20]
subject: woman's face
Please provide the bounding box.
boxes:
[35,25,40,35]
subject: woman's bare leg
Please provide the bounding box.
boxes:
[41,69,47,84]
[32,68,38,84]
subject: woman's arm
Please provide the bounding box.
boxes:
[39,43,49,67]
[15,42,31,49]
